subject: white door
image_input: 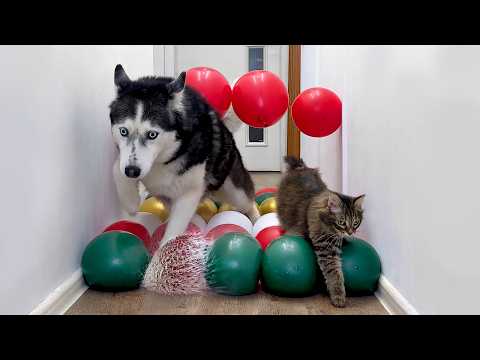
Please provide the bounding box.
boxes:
[156,45,288,171]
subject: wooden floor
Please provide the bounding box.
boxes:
[66,288,387,315]
[250,172,283,189]
[66,172,388,315]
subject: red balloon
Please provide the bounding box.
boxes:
[256,225,285,250]
[255,186,278,197]
[292,87,342,138]
[232,70,289,128]
[149,222,201,255]
[186,67,232,118]
[205,224,248,242]
[103,220,151,251]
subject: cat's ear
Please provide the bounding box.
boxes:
[327,193,343,214]
[354,194,365,209]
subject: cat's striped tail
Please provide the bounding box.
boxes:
[284,156,307,171]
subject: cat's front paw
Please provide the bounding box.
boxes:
[330,293,347,308]
[328,284,347,308]
[118,192,141,215]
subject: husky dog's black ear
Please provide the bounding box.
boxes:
[114,64,131,91]
[167,72,186,94]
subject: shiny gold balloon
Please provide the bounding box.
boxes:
[196,198,218,222]
[138,197,170,223]
[259,196,277,215]
[218,203,236,213]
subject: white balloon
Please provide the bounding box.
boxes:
[252,213,280,238]
[205,210,253,235]
[190,214,207,232]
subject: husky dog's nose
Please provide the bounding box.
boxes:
[125,165,141,178]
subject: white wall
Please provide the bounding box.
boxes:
[300,46,343,192]
[0,45,153,314]
[302,45,480,314]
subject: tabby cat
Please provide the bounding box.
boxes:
[277,156,365,307]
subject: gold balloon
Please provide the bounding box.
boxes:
[196,198,218,222]
[259,196,277,215]
[138,197,170,223]
[218,203,235,212]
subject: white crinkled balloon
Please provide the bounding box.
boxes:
[142,231,210,295]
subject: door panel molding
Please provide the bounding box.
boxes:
[153,45,175,77]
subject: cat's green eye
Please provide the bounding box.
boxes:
[337,218,346,226]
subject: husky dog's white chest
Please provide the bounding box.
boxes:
[142,160,207,200]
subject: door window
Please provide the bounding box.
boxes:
[246,46,266,146]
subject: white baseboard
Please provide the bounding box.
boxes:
[375,275,419,315]
[30,269,88,315]
[28,269,415,315]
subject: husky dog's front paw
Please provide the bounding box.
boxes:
[121,197,140,216]
[125,205,139,216]
[247,202,261,223]
[117,190,141,215]
[113,159,142,215]
[158,235,177,250]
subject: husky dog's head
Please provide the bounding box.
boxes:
[109,65,186,179]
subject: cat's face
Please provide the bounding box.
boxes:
[324,192,365,236]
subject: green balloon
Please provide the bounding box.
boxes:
[261,235,318,297]
[205,232,263,295]
[81,231,150,291]
[255,192,275,206]
[342,237,382,294]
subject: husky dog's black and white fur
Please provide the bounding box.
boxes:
[109,65,260,249]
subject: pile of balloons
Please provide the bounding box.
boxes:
[205,232,382,297]
[81,184,382,298]
[80,195,222,291]
[185,66,342,137]
[80,185,283,292]
[200,187,380,297]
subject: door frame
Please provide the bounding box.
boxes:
[153,45,291,171]
[286,45,301,159]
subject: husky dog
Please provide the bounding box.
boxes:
[109,65,259,249]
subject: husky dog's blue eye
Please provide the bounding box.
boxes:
[119,127,129,137]
[147,131,158,140]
